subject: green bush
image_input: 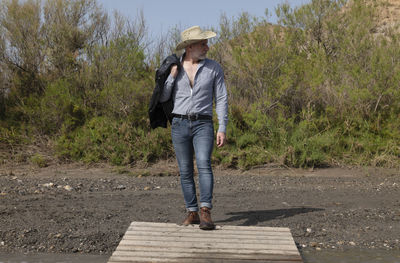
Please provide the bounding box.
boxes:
[1,0,400,169]
[30,154,47,168]
[56,116,173,165]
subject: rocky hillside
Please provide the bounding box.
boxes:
[375,0,400,33]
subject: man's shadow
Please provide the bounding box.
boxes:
[216,207,324,226]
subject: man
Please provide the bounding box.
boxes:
[159,26,228,230]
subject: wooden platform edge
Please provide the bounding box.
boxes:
[107,221,303,263]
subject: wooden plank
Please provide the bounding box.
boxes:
[124,230,295,240]
[109,251,302,261]
[124,231,291,240]
[129,222,290,232]
[118,240,298,251]
[127,226,291,233]
[115,246,300,255]
[121,235,295,245]
[109,258,301,263]
[129,222,289,230]
[126,227,292,236]
[108,222,303,263]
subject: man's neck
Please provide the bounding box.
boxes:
[183,53,201,65]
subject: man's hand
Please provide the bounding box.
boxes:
[216,132,226,148]
[170,65,178,78]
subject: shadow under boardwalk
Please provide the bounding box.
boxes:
[107,221,303,263]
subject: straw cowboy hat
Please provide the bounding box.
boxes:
[176,26,217,51]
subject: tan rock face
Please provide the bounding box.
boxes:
[375,0,400,33]
[342,0,400,36]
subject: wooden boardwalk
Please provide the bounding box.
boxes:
[107,221,303,263]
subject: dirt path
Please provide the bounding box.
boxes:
[0,162,399,255]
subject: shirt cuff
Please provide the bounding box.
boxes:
[217,125,226,134]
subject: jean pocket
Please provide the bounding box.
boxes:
[172,117,180,127]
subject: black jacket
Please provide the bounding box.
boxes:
[148,54,180,129]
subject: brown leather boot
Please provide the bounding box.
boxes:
[199,207,215,230]
[182,211,200,225]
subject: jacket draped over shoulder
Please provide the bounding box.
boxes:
[148,54,180,129]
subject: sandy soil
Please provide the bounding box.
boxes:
[0,161,399,256]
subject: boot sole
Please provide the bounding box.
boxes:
[199,224,215,230]
[182,221,200,226]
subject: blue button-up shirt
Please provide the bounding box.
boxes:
[159,58,228,133]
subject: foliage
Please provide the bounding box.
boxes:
[56,116,173,165]
[30,153,47,167]
[1,0,400,169]
[208,0,400,168]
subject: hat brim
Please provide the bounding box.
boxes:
[175,31,216,51]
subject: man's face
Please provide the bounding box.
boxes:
[190,40,209,60]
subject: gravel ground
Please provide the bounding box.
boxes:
[0,162,399,256]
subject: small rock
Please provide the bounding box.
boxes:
[42,183,54,188]
[64,185,73,191]
[155,186,161,189]
[316,247,321,251]
[116,185,126,190]
[306,228,312,233]
[1,241,4,246]
[143,186,150,191]
[310,242,318,247]
[349,241,356,246]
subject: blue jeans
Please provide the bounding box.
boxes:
[171,117,214,212]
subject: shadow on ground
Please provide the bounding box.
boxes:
[216,207,324,226]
